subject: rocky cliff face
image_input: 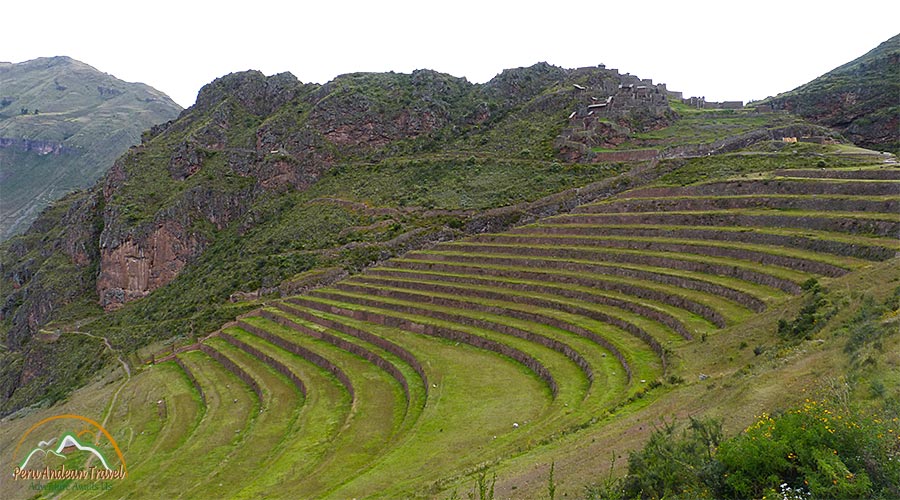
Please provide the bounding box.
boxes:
[96,221,196,308]
[0,138,76,156]
[3,62,680,321]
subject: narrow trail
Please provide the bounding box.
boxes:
[62,329,132,430]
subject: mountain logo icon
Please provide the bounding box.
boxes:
[19,432,113,470]
[11,414,127,481]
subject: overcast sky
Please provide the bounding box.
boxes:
[4,0,898,108]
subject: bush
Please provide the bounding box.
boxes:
[621,417,722,499]
[778,280,835,341]
[717,400,900,499]
[606,401,899,499]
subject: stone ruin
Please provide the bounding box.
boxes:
[554,68,678,160]
[554,66,747,162]
[682,96,744,110]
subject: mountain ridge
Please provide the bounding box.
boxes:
[762,33,899,152]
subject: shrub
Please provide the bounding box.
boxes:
[717,400,900,499]
[621,417,722,499]
[778,280,835,341]
[608,401,899,499]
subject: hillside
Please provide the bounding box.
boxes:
[2,146,897,498]
[762,33,900,153]
[0,56,182,240]
[0,49,898,498]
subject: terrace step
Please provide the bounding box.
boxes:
[256,307,419,413]
[99,360,203,495]
[136,350,256,499]
[287,295,563,398]
[308,287,605,385]
[332,279,656,373]
[269,301,429,398]
[575,195,899,214]
[424,244,808,294]
[369,263,737,326]
[219,326,354,490]
[384,255,769,314]
[349,272,702,338]
[512,224,898,262]
[235,319,355,400]
[230,317,408,496]
[772,168,900,180]
[624,178,900,198]
[189,338,304,497]
[546,212,900,239]
[462,234,855,277]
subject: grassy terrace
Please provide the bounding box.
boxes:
[546,211,900,241]
[772,167,900,179]
[312,282,661,379]
[261,305,555,497]
[345,273,710,338]
[197,336,305,498]
[575,194,899,214]
[464,234,862,274]
[236,315,405,497]
[385,254,775,315]
[259,305,428,427]
[369,262,753,324]
[423,245,811,294]
[287,294,572,399]
[133,350,257,499]
[217,325,354,494]
[630,178,900,197]
[71,361,203,499]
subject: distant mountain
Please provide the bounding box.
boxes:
[0,56,182,240]
[763,34,899,152]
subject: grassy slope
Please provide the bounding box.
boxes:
[491,257,900,498]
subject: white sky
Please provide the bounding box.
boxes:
[4,0,898,108]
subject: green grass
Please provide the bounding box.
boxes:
[353,271,716,337]
[475,232,869,271]
[312,317,555,498]
[129,349,256,499]
[339,277,686,347]
[238,315,407,497]
[654,151,883,186]
[392,253,777,317]
[263,305,428,427]
[296,293,577,397]
[87,361,203,499]
[306,156,624,210]
[554,207,900,222]
[220,326,353,487]
[329,280,667,403]
[197,337,305,499]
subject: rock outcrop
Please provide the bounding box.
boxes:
[96,222,196,309]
